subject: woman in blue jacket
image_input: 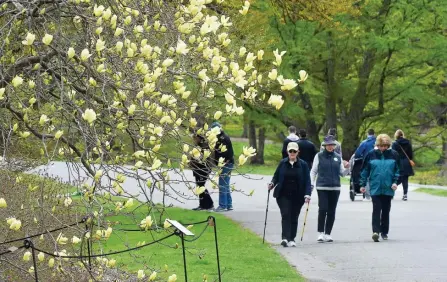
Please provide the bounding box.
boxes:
[360,134,400,242]
[268,142,312,247]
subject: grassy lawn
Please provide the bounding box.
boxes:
[415,188,447,197]
[102,207,304,282]
[1,171,303,282]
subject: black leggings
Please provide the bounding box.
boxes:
[317,190,340,235]
[398,175,409,195]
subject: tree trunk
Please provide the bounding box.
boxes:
[255,127,266,164]
[248,120,257,149]
[340,50,376,160]
[324,31,337,133]
[438,136,447,177]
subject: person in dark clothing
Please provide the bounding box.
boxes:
[360,134,400,242]
[354,129,376,201]
[269,142,312,247]
[297,129,318,168]
[210,122,235,212]
[391,129,414,201]
[282,126,299,158]
[311,135,350,242]
[190,134,214,210]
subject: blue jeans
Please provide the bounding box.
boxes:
[218,163,233,209]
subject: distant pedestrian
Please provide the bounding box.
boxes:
[211,122,235,212]
[354,129,376,201]
[391,129,414,201]
[282,126,300,158]
[360,134,400,242]
[269,142,312,247]
[297,129,318,168]
[355,129,376,159]
[190,134,214,211]
[311,135,350,242]
[320,128,342,156]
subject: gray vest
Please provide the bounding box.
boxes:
[316,151,342,187]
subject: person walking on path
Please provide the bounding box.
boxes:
[320,128,343,156]
[311,135,350,242]
[190,134,214,211]
[211,122,235,212]
[360,134,400,242]
[268,142,312,247]
[282,126,300,158]
[391,129,414,201]
[354,129,376,201]
[297,129,318,169]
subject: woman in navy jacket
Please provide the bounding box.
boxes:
[268,142,312,247]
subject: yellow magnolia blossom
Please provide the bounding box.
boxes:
[268,94,284,110]
[299,70,309,82]
[214,111,222,120]
[56,233,68,245]
[80,49,91,61]
[137,270,145,279]
[48,258,55,267]
[140,215,153,230]
[193,186,206,195]
[23,251,31,261]
[72,236,81,244]
[39,114,49,126]
[268,69,278,81]
[64,197,72,207]
[257,50,264,60]
[149,271,157,281]
[238,154,248,166]
[38,252,45,262]
[151,158,162,170]
[168,274,178,282]
[82,109,97,124]
[243,146,256,157]
[0,88,5,100]
[273,49,286,66]
[239,1,250,15]
[22,32,36,45]
[42,34,53,45]
[164,219,172,229]
[93,4,105,17]
[0,198,7,208]
[107,259,116,268]
[12,76,24,88]
[176,39,189,55]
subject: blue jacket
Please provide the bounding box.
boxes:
[360,149,400,196]
[271,158,312,199]
[354,136,376,159]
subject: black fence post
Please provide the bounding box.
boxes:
[209,216,222,282]
[24,239,39,282]
[180,231,188,282]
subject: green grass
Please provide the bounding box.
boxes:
[415,188,447,197]
[101,207,304,282]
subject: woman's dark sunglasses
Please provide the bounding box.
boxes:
[288,150,297,153]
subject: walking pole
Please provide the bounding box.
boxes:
[263,184,276,244]
[300,201,310,242]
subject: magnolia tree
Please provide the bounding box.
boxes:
[0,0,307,280]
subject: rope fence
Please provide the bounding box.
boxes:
[0,215,221,282]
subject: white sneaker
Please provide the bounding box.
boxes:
[280,239,288,247]
[363,197,371,202]
[317,232,325,242]
[324,234,333,242]
[288,241,296,247]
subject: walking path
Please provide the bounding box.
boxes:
[34,162,447,282]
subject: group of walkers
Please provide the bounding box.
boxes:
[270,127,414,246]
[188,121,415,244]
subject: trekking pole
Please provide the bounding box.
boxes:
[263,184,276,244]
[300,201,310,241]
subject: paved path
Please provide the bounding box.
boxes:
[34,162,447,282]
